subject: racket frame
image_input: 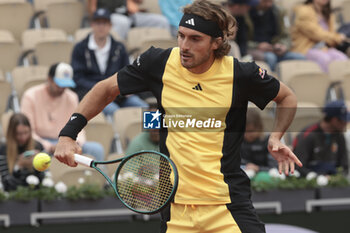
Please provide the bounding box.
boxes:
[75,151,178,214]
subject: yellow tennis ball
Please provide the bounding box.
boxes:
[33,153,51,172]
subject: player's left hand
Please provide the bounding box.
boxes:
[268,136,302,175]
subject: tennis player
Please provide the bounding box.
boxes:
[55,0,302,232]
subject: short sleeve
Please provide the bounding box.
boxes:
[235,60,280,109]
[117,47,171,95]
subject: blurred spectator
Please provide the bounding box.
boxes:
[293,100,350,176]
[337,23,350,56]
[21,63,104,161]
[291,0,348,72]
[226,0,257,57]
[241,108,277,172]
[125,128,160,155]
[71,8,148,118]
[125,100,160,154]
[247,0,305,71]
[0,113,44,191]
[88,0,171,39]
[159,0,192,37]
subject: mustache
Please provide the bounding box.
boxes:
[180,51,193,57]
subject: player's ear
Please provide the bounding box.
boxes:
[212,37,222,50]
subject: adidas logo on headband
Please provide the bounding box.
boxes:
[180,13,223,38]
[185,18,195,26]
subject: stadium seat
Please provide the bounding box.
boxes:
[49,156,74,183]
[277,60,324,83]
[74,27,123,44]
[327,60,350,100]
[0,2,33,42]
[0,69,4,81]
[127,27,172,55]
[0,80,11,115]
[33,0,77,12]
[330,0,347,9]
[12,65,48,99]
[59,168,106,188]
[85,113,115,159]
[289,102,323,133]
[341,0,350,23]
[106,153,124,178]
[46,1,84,36]
[288,73,330,107]
[328,60,350,82]
[283,102,323,146]
[0,41,21,72]
[0,110,13,137]
[207,0,225,4]
[276,0,304,27]
[113,107,143,151]
[49,154,95,182]
[0,0,25,3]
[138,38,178,56]
[0,30,15,43]
[22,28,67,52]
[50,155,106,188]
[34,40,74,66]
[21,29,68,65]
[139,0,162,14]
[343,74,350,101]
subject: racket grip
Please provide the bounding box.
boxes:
[74,154,93,167]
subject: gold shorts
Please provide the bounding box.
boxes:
[160,202,265,233]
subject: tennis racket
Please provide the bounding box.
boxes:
[74,150,178,214]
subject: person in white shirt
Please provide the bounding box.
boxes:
[71,8,148,119]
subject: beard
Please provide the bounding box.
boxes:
[180,50,212,69]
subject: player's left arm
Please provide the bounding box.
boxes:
[269,81,302,175]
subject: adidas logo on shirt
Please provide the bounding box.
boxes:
[192,83,202,91]
[185,18,195,26]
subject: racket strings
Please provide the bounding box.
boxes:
[116,152,175,212]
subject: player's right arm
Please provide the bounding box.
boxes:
[54,73,120,167]
[55,46,167,167]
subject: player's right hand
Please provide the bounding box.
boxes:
[54,136,82,167]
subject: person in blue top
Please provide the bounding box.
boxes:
[159,0,193,37]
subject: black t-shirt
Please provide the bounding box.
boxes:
[235,16,249,56]
[97,0,126,13]
[249,7,277,43]
[241,136,277,171]
[117,47,280,204]
[293,123,349,176]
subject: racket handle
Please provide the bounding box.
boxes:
[74,154,93,167]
